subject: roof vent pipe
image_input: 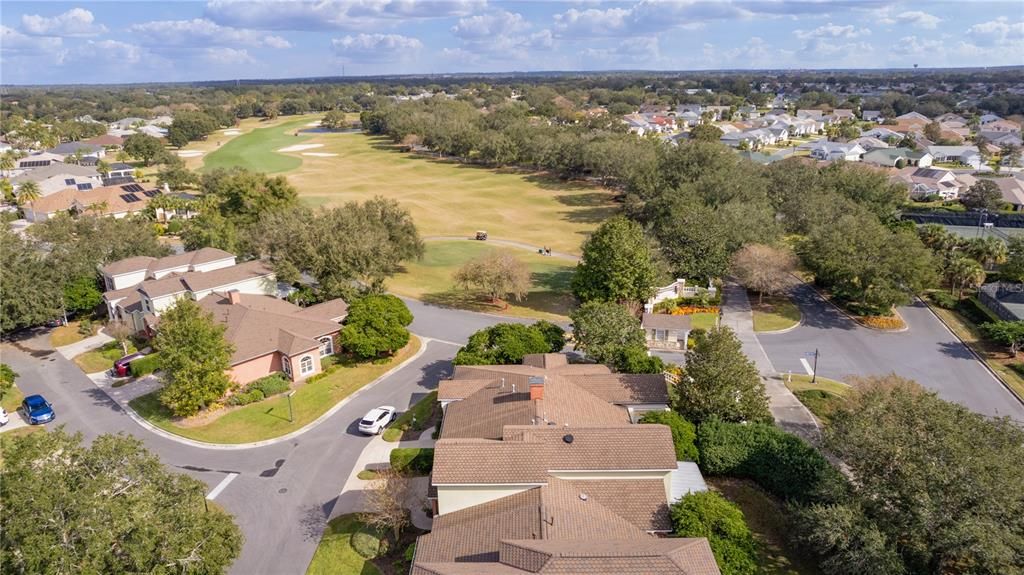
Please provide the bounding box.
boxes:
[562,434,574,444]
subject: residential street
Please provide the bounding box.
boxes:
[758,282,1024,421]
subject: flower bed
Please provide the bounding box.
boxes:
[670,305,720,316]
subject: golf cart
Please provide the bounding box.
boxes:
[475,230,488,241]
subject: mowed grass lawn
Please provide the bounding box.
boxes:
[389,240,577,320]
[287,133,618,254]
[751,293,801,332]
[200,115,318,174]
[128,337,420,444]
[306,514,381,575]
[50,320,98,348]
[784,374,851,424]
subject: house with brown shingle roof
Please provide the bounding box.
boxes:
[22,182,163,223]
[414,352,719,574]
[100,249,347,384]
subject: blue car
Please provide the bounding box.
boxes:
[22,395,55,425]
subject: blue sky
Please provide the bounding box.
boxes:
[2,1,1023,85]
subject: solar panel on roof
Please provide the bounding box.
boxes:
[119,193,141,203]
[121,183,144,193]
[19,160,50,168]
[77,183,93,191]
[143,190,160,198]
[64,178,76,185]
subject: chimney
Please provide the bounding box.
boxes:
[529,376,544,401]
[227,290,241,305]
[162,182,170,193]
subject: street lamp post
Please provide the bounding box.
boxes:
[287,390,296,423]
[811,348,819,384]
[977,209,988,237]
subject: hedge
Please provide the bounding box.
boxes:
[696,420,847,505]
[956,297,997,325]
[227,389,264,407]
[129,353,161,377]
[639,410,698,461]
[249,373,290,397]
[670,491,759,575]
[389,448,434,476]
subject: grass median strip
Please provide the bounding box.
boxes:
[382,390,438,442]
[128,337,421,444]
[784,374,851,424]
[751,293,801,332]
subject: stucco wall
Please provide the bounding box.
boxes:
[436,485,536,515]
[191,274,276,301]
[192,258,236,274]
[110,269,148,290]
[229,352,283,385]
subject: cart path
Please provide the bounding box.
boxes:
[422,236,580,262]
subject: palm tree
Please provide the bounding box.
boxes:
[16,181,41,206]
[0,153,14,177]
[85,201,109,216]
[945,255,986,298]
[96,160,111,176]
[966,236,1008,270]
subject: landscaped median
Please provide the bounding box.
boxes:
[784,374,851,424]
[127,336,421,444]
[750,292,801,333]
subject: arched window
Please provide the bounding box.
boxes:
[300,355,314,375]
[281,357,292,377]
[318,336,333,357]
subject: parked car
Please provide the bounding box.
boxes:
[45,317,67,328]
[358,406,397,435]
[113,352,146,378]
[0,407,9,426]
[21,395,55,425]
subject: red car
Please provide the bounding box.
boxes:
[113,353,145,377]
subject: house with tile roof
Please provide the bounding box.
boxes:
[413,352,719,574]
[10,163,103,197]
[22,182,162,222]
[893,167,972,200]
[100,248,347,384]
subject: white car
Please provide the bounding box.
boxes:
[358,406,397,435]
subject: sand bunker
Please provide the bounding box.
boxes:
[222,129,242,135]
[176,150,204,157]
[305,121,321,127]
[277,144,324,153]
[302,152,338,157]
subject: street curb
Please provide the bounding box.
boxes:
[920,300,1024,407]
[795,277,909,333]
[98,335,435,450]
[755,317,803,335]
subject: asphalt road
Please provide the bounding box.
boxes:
[1,320,468,575]
[758,282,1024,421]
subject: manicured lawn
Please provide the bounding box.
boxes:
[929,305,1024,401]
[383,390,438,442]
[287,133,617,254]
[750,293,801,332]
[0,426,44,468]
[50,320,98,348]
[1,384,25,414]
[73,340,136,374]
[128,337,421,444]
[784,374,851,424]
[389,240,576,320]
[201,116,317,173]
[710,477,822,575]
[689,313,718,331]
[305,514,382,575]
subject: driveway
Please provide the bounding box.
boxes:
[759,282,1024,421]
[0,296,521,575]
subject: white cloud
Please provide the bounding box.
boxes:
[553,7,632,36]
[332,33,422,62]
[795,23,870,40]
[892,35,943,57]
[204,47,254,65]
[0,25,63,54]
[62,40,144,66]
[204,0,483,31]
[21,8,107,37]
[452,10,530,39]
[584,36,660,62]
[263,35,292,49]
[893,11,941,30]
[966,16,1024,46]
[130,18,290,49]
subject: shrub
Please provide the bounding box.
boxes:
[166,220,183,234]
[226,389,264,406]
[1012,363,1024,377]
[956,297,997,325]
[129,353,161,377]
[404,543,416,563]
[670,491,759,575]
[696,420,847,505]
[389,448,434,476]
[858,315,904,330]
[928,291,958,309]
[350,524,382,559]
[77,319,94,336]
[639,411,698,461]
[249,373,290,397]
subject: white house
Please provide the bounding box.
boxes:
[927,145,983,170]
[809,142,866,162]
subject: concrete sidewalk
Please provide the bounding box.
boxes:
[334,427,437,530]
[55,330,114,360]
[721,281,820,443]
